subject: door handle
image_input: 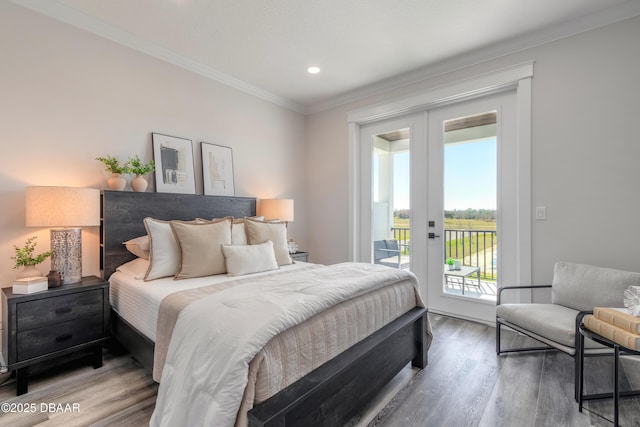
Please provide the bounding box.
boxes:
[428,233,440,239]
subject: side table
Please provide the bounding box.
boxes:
[290,251,309,262]
[2,276,110,395]
[443,265,480,295]
[577,312,640,426]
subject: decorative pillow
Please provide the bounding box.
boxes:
[170,217,233,279]
[231,216,264,245]
[123,235,150,260]
[116,257,150,280]
[144,218,181,281]
[221,241,279,276]
[245,217,292,266]
[196,216,264,245]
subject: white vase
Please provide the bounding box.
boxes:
[107,173,127,191]
[16,265,42,279]
[131,175,148,192]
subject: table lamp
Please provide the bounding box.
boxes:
[25,186,100,284]
[259,199,294,226]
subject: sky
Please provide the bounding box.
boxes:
[393,138,497,210]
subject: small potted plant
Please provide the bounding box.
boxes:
[96,155,128,190]
[446,258,455,270]
[126,155,155,192]
[12,236,52,279]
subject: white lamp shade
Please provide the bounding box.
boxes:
[259,199,294,222]
[26,186,100,227]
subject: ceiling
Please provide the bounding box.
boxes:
[13,0,640,113]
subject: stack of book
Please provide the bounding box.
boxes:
[12,276,48,294]
[584,307,640,351]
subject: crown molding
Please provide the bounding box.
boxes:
[305,0,640,115]
[11,0,306,114]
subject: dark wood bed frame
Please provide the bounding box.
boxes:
[100,190,428,426]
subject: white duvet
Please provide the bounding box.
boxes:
[150,262,422,427]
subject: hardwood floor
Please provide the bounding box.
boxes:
[1,314,639,426]
[371,314,640,427]
[0,349,158,427]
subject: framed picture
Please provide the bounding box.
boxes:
[201,142,235,196]
[152,133,196,194]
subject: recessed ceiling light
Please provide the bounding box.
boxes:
[307,66,321,74]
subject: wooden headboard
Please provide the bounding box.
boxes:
[100,190,256,280]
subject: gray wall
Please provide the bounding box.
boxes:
[305,15,640,288]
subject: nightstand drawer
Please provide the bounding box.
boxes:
[16,313,104,361]
[16,289,104,331]
[291,251,309,262]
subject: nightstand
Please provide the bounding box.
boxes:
[2,276,110,395]
[290,251,309,262]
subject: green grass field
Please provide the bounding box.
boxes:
[392,216,497,280]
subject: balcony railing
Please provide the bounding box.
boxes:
[390,227,497,280]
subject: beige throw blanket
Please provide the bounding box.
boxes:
[152,267,323,382]
[150,263,425,427]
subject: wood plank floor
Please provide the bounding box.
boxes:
[371,314,640,427]
[1,314,639,426]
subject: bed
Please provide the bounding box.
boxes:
[100,190,430,426]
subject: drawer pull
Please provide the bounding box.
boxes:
[55,334,72,342]
[55,307,72,315]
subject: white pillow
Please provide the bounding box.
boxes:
[245,217,292,266]
[143,218,181,281]
[221,241,279,276]
[123,235,150,260]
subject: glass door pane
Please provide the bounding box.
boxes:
[372,128,410,270]
[442,112,497,302]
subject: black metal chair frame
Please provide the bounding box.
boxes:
[496,285,609,401]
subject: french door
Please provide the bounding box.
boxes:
[358,112,428,299]
[358,90,520,324]
[427,92,516,323]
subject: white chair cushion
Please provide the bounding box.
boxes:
[497,303,601,349]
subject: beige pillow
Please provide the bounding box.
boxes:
[197,216,264,245]
[171,217,233,279]
[231,216,264,245]
[245,217,292,266]
[123,235,150,259]
[143,218,181,280]
[221,241,279,276]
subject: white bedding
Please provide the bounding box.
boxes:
[109,258,310,341]
[149,262,423,427]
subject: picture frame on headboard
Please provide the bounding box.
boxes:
[201,142,235,196]
[152,133,196,194]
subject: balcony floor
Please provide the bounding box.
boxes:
[443,276,497,302]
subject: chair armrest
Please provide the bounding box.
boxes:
[378,249,400,255]
[497,284,551,305]
[575,310,593,331]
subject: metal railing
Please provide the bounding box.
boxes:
[390,227,497,280]
[390,227,411,254]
